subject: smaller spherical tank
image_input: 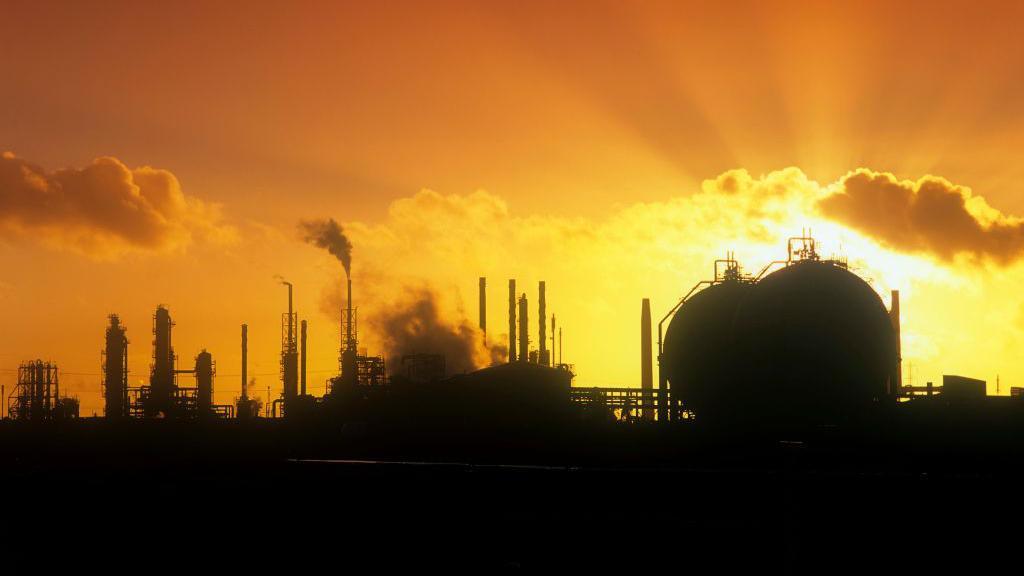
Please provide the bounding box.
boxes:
[662,280,753,419]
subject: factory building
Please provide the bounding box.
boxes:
[942,375,987,399]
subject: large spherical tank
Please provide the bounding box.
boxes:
[662,280,753,418]
[730,261,896,423]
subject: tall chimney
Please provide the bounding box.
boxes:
[287,283,294,351]
[551,314,556,367]
[241,324,248,400]
[641,298,654,421]
[890,289,902,398]
[300,319,308,396]
[346,277,354,352]
[479,277,486,343]
[508,279,517,362]
[518,293,529,363]
[539,281,548,366]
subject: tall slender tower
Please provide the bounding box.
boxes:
[241,324,248,400]
[103,315,128,419]
[518,293,529,363]
[340,277,358,388]
[890,290,902,398]
[281,282,298,409]
[150,306,175,417]
[300,319,308,396]
[508,279,517,362]
[539,281,549,366]
[641,299,654,421]
[551,314,557,367]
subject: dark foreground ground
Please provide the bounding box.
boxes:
[2,406,1022,572]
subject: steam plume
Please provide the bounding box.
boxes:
[369,287,505,375]
[299,218,353,276]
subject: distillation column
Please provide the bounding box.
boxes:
[104,315,128,419]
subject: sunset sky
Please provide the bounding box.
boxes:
[4,1,1024,415]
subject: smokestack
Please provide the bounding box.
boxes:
[539,281,548,366]
[300,319,307,396]
[890,290,902,398]
[241,324,248,399]
[508,279,517,362]
[641,299,654,421]
[551,314,556,367]
[285,282,294,350]
[479,277,487,344]
[518,293,529,363]
[347,277,354,352]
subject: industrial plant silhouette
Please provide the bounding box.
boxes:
[3,233,1021,571]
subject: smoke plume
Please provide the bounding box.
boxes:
[0,152,232,257]
[818,169,1024,265]
[368,287,505,375]
[299,218,353,276]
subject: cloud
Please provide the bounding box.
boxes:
[0,152,234,257]
[818,169,1024,265]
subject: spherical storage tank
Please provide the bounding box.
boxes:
[661,279,753,420]
[663,260,896,424]
[730,260,896,423]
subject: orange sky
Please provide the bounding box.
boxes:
[4,1,1024,415]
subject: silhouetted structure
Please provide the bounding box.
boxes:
[539,281,549,366]
[331,277,387,396]
[236,324,258,419]
[640,299,653,421]
[8,360,78,421]
[103,314,128,419]
[280,281,298,415]
[196,350,214,417]
[301,319,308,396]
[662,238,899,426]
[518,293,529,362]
[551,314,556,366]
[147,305,175,417]
[942,375,986,399]
[508,279,517,362]
[340,277,358,388]
[120,305,232,420]
[891,290,902,397]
